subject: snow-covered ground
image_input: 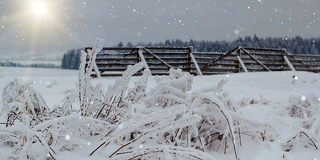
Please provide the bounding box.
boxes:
[1,67,318,108]
[0,66,319,160]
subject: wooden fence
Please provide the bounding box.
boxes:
[84,46,320,77]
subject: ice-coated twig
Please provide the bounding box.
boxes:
[300,131,318,150]
[198,93,239,160]
[78,38,105,116]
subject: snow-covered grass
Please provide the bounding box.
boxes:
[0,64,319,160]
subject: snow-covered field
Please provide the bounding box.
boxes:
[0,66,319,160]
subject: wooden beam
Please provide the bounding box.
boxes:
[145,46,190,50]
[236,56,248,72]
[243,47,283,52]
[201,46,240,71]
[283,55,296,71]
[100,49,136,69]
[241,48,271,72]
[143,48,173,69]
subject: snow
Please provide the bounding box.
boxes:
[0,66,319,160]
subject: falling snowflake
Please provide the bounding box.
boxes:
[65,134,71,141]
[234,29,240,35]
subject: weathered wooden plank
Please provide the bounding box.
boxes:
[242,62,286,65]
[288,59,320,62]
[99,68,128,71]
[203,67,239,72]
[195,63,239,67]
[146,62,189,65]
[96,58,138,61]
[148,67,189,70]
[286,54,320,58]
[145,46,191,50]
[95,62,135,66]
[201,71,237,75]
[192,52,224,55]
[145,52,189,55]
[291,64,320,67]
[242,52,283,56]
[243,47,283,52]
[240,57,284,61]
[144,57,189,60]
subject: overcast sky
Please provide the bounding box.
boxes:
[0,0,319,57]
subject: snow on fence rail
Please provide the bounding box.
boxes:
[84,46,320,77]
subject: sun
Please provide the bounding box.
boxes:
[30,1,48,17]
[33,2,46,15]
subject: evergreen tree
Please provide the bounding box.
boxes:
[117,41,123,47]
[61,48,82,69]
[126,42,133,47]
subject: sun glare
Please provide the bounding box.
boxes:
[31,1,47,17]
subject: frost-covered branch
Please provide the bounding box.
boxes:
[78,38,105,116]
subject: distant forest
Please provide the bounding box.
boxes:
[0,61,58,68]
[61,35,320,69]
[135,35,320,54]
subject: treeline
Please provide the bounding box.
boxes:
[135,35,320,54]
[0,61,58,68]
[61,36,320,70]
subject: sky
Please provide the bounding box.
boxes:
[0,0,320,58]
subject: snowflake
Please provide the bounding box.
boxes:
[65,134,71,141]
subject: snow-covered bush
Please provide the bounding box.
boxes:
[1,79,49,127]
[145,68,192,108]
[281,93,320,151]
[88,66,212,159]
[0,79,55,159]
